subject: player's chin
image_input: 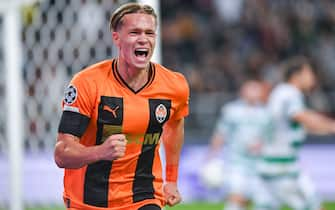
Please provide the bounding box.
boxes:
[132,55,152,67]
[132,61,150,70]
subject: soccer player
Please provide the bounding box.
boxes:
[54,3,189,210]
[255,56,335,210]
[208,80,272,210]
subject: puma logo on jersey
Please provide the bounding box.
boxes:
[103,105,119,118]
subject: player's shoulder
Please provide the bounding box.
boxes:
[153,63,189,104]
[73,59,113,82]
[220,99,242,115]
[273,83,293,91]
[153,62,189,96]
[153,62,188,85]
[271,83,301,99]
[225,99,244,110]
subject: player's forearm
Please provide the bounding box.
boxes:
[162,118,184,182]
[164,138,183,183]
[307,120,335,135]
[164,135,184,165]
[54,134,101,169]
[163,119,184,165]
[296,111,335,135]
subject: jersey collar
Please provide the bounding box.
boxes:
[112,59,155,94]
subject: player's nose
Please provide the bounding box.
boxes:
[137,33,150,43]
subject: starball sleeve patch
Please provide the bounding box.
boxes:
[63,85,78,105]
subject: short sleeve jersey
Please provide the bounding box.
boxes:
[214,99,272,168]
[259,83,306,177]
[58,59,189,210]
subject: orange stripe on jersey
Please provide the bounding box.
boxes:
[60,59,189,210]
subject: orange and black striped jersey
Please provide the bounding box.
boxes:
[58,59,189,210]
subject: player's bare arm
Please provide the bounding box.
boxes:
[162,118,184,206]
[293,110,335,135]
[54,133,127,169]
[209,133,224,156]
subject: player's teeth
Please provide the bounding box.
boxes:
[135,50,148,57]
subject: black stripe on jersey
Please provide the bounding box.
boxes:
[133,99,171,203]
[84,96,123,207]
[83,161,113,207]
[96,96,124,144]
[58,111,90,137]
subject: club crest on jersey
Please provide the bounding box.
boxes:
[64,85,77,105]
[155,104,167,123]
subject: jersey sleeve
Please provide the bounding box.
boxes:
[58,73,96,137]
[171,73,190,120]
[286,91,306,118]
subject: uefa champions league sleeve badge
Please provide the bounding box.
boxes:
[64,85,78,105]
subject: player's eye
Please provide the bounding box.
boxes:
[146,31,155,36]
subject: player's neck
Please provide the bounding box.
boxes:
[116,59,149,91]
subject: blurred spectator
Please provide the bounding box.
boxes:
[3,0,335,152]
[161,0,335,115]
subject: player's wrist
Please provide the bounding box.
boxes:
[165,164,178,182]
[92,144,105,162]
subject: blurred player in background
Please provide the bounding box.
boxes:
[54,3,189,210]
[255,56,335,210]
[207,80,272,210]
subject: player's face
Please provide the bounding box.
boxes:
[241,81,266,105]
[112,13,156,70]
[300,65,316,92]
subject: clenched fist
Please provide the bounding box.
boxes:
[163,182,182,207]
[99,134,127,161]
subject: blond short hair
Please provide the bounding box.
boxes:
[109,3,157,32]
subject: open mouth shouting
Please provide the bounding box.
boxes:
[134,48,149,60]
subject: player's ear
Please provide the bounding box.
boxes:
[112,31,120,46]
